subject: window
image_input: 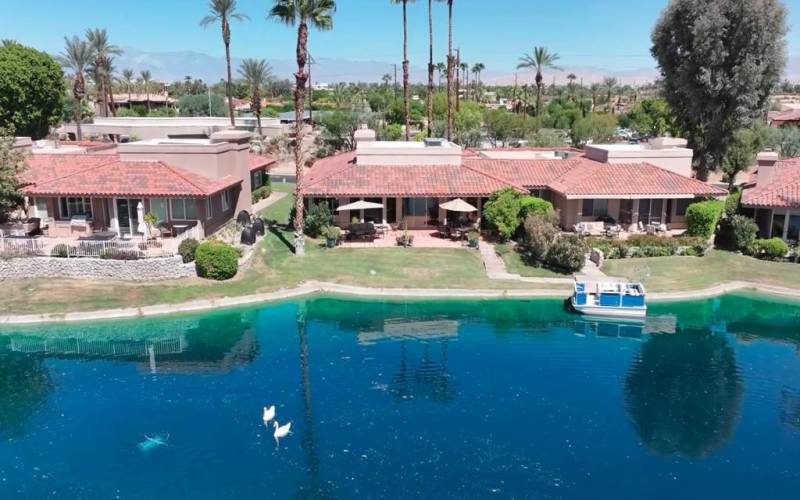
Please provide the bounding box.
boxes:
[639,199,664,225]
[206,197,214,220]
[59,197,92,219]
[150,198,168,223]
[33,198,49,219]
[170,198,198,220]
[675,198,692,217]
[582,199,608,218]
[772,212,786,239]
[252,170,263,189]
[221,190,231,212]
[788,214,800,242]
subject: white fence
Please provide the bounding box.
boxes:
[0,236,180,260]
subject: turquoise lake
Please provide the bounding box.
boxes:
[1,294,799,499]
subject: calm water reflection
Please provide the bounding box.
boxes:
[0,294,798,498]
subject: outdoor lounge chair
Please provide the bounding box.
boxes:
[348,223,377,241]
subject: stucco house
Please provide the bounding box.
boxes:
[15,131,275,239]
[741,152,800,243]
[302,132,726,231]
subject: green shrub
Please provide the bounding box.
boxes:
[178,238,199,263]
[546,234,587,272]
[752,238,789,261]
[251,186,272,204]
[686,199,724,239]
[518,196,554,221]
[50,244,76,258]
[483,188,522,241]
[723,215,759,253]
[520,210,558,265]
[724,190,741,219]
[195,240,239,280]
[303,202,331,238]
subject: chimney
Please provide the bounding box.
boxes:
[756,151,779,186]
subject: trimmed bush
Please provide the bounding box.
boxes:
[520,211,558,265]
[546,234,587,272]
[51,244,76,258]
[518,196,554,221]
[195,240,239,280]
[722,215,759,253]
[303,202,331,238]
[251,186,272,204]
[752,238,789,261]
[483,188,522,241]
[685,199,724,239]
[586,235,707,259]
[178,238,199,263]
[724,190,741,219]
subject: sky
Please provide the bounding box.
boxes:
[3,0,800,78]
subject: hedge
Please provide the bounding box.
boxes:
[178,238,199,263]
[251,186,272,204]
[685,199,724,239]
[195,240,239,280]
[519,196,554,221]
[752,238,789,261]
[587,235,708,259]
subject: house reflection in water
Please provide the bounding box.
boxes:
[572,315,678,340]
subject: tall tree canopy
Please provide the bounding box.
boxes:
[0,42,65,139]
[651,0,787,180]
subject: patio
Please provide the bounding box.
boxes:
[338,229,477,249]
[0,232,192,259]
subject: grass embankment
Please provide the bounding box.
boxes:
[495,243,572,279]
[4,186,564,315]
[602,250,800,292]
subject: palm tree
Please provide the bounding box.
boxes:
[57,36,94,141]
[390,0,415,141]
[86,28,122,118]
[201,0,250,126]
[269,0,336,257]
[381,73,392,87]
[121,69,135,105]
[566,72,577,100]
[516,46,561,116]
[459,61,469,100]
[238,59,273,137]
[425,0,444,138]
[445,0,454,141]
[589,82,601,112]
[436,62,446,89]
[602,76,618,113]
[140,70,152,113]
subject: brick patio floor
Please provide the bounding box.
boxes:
[340,229,471,249]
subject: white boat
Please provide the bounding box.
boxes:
[570,279,647,319]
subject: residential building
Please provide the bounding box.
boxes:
[741,152,800,242]
[302,131,726,231]
[18,131,275,239]
[58,117,286,142]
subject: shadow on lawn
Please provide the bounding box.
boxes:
[268,222,296,254]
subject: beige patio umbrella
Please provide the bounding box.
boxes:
[439,198,477,212]
[336,200,384,212]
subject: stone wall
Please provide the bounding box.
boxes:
[0,255,196,281]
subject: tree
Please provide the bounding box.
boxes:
[516,46,561,117]
[589,82,601,112]
[621,97,678,137]
[121,68,135,103]
[483,187,522,241]
[178,93,227,117]
[436,62,446,88]
[425,0,442,138]
[445,0,455,141]
[0,42,65,139]
[201,0,250,126]
[86,28,122,118]
[139,70,152,113]
[57,36,94,141]
[570,113,617,147]
[390,0,416,141]
[484,109,516,146]
[601,76,618,112]
[651,0,787,180]
[270,0,336,257]
[238,58,273,137]
[319,109,359,151]
[0,127,26,221]
[721,127,759,190]
[521,210,558,266]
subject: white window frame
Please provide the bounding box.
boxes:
[221,190,231,212]
[58,197,93,220]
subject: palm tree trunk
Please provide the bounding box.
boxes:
[107,77,117,117]
[74,95,82,141]
[224,40,235,126]
[254,89,263,137]
[293,21,309,257]
[426,0,434,139]
[446,0,453,141]
[402,0,410,141]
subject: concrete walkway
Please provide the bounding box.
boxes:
[2,280,799,326]
[252,191,288,214]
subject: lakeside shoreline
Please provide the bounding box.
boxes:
[2,280,799,326]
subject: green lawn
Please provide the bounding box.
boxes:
[496,244,572,279]
[602,250,800,292]
[4,190,566,315]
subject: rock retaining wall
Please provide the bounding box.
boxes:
[0,256,196,281]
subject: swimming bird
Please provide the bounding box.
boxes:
[273,421,292,448]
[262,405,275,425]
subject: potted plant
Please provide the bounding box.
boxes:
[467,230,480,248]
[396,221,414,247]
[143,212,159,240]
[324,226,341,248]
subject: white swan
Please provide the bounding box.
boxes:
[273,421,292,448]
[262,405,275,425]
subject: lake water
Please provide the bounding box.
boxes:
[1,294,799,499]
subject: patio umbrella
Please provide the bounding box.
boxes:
[439,198,477,212]
[336,200,384,212]
[136,201,147,236]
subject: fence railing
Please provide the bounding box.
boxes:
[0,236,179,260]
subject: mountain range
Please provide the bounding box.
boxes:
[114,46,800,86]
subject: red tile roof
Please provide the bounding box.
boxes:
[303,151,727,199]
[248,153,277,172]
[742,159,800,208]
[303,152,526,197]
[546,159,727,198]
[770,109,800,124]
[22,154,241,198]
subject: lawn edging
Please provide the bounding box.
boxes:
[1,280,799,326]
